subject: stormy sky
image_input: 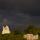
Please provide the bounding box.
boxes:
[0,0,40,31]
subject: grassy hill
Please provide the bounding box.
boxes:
[0,25,40,40]
[0,32,25,40]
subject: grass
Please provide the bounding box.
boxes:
[0,32,25,40]
[0,32,39,40]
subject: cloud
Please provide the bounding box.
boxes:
[32,16,40,24]
[16,13,24,16]
[16,13,31,25]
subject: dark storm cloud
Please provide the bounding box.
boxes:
[0,0,40,23]
[0,0,40,31]
[16,13,32,25]
[0,0,40,15]
[0,0,40,10]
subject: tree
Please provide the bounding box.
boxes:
[14,29,22,35]
[24,25,34,34]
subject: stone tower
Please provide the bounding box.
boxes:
[2,18,11,34]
